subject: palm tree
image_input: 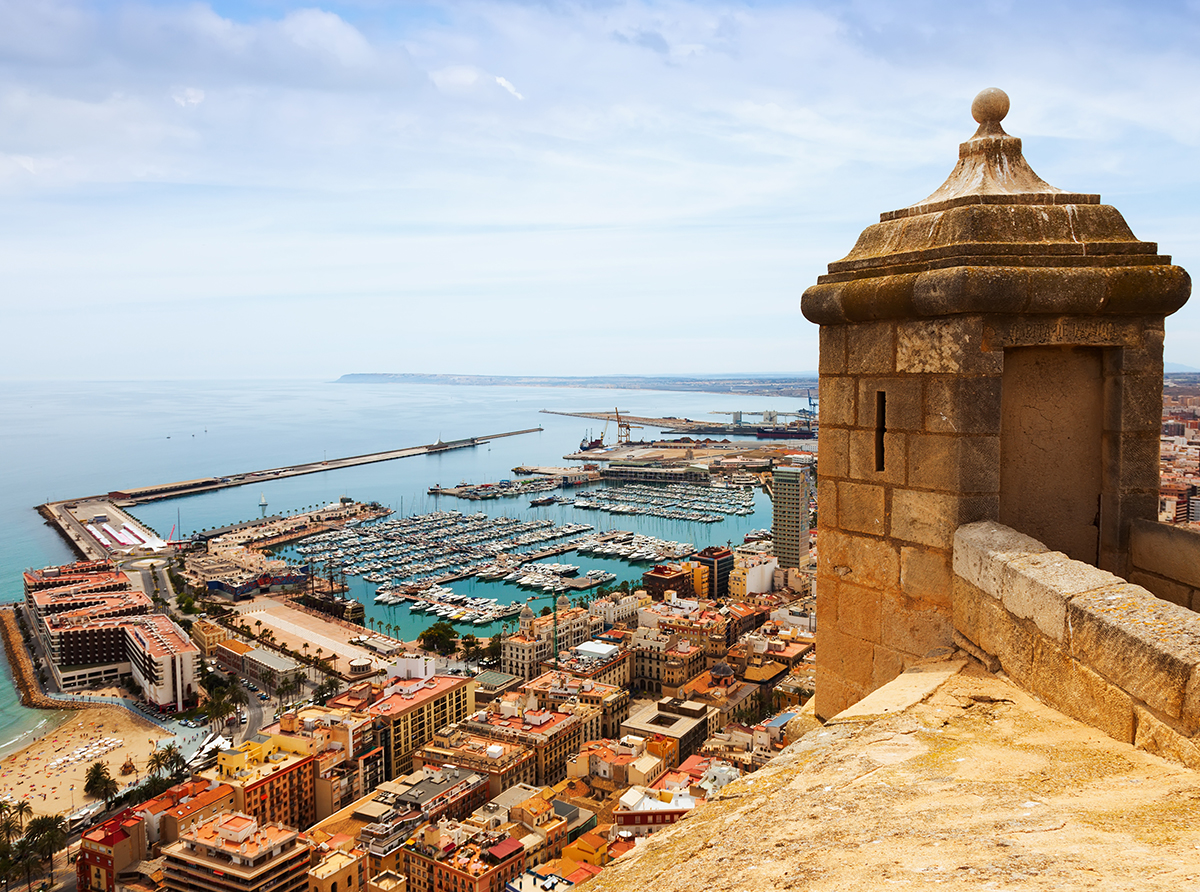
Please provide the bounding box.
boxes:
[260,667,277,697]
[12,838,34,892]
[228,683,249,712]
[0,840,18,892]
[254,620,263,638]
[0,815,18,847]
[84,762,119,807]
[10,805,29,833]
[148,743,185,782]
[206,691,233,731]
[25,815,66,886]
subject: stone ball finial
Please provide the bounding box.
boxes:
[972,87,1010,125]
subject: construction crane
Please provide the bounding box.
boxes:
[614,407,643,446]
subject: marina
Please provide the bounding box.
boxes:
[289,502,704,628]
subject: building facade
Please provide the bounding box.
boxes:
[771,465,811,570]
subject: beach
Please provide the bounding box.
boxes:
[1,705,176,818]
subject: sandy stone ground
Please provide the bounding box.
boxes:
[1,706,176,818]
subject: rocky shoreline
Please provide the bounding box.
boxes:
[0,605,85,711]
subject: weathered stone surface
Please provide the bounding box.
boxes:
[952,575,984,643]
[1128,568,1191,608]
[1131,517,1200,590]
[816,426,848,479]
[848,428,907,484]
[820,624,877,691]
[827,660,966,724]
[819,324,847,375]
[896,317,977,373]
[900,545,952,608]
[880,591,953,657]
[837,481,886,536]
[856,376,922,431]
[1134,704,1200,769]
[953,519,1049,597]
[998,551,1121,642]
[1029,636,1135,743]
[833,578,881,644]
[830,532,899,591]
[977,593,1036,686]
[908,433,999,493]
[870,643,908,690]
[818,375,856,428]
[589,666,1200,892]
[846,322,895,374]
[892,489,957,549]
[924,375,1002,434]
[1068,584,1200,719]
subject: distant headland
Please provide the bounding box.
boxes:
[335,372,821,398]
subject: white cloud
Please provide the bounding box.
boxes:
[495,75,523,100]
[172,87,205,107]
[0,0,1198,377]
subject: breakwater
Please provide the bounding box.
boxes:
[0,607,85,711]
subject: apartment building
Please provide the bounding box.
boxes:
[200,735,318,831]
[502,602,604,681]
[162,813,311,892]
[415,730,537,799]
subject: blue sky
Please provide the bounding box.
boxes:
[2,0,1200,378]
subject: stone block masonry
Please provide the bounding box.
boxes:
[954,520,1200,767]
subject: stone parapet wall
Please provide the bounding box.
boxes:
[953,519,1200,767]
[1128,517,1200,611]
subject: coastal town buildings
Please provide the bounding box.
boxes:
[522,671,630,739]
[200,734,319,831]
[456,700,583,786]
[536,640,630,689]
[325,657,477,780]
[77,810,149,892]
[161,813,311,892]
[23,560,200,707]
[501,601,603,680]
[620,699,720,764]
[629,626,706,697]
[691,546,734,600]
[400,821,526,892]
[415,730,537,799]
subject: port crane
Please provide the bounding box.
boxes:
[614,407,643,446]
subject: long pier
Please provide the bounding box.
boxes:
[107,427,544,505]
[36,427,544,559]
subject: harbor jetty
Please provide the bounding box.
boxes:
[36,427,543,558]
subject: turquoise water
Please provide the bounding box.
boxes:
[0,379,811,756]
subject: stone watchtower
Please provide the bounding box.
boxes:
[801,89,1191,719]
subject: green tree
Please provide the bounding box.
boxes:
[11,837,35,892]
[24,815,66,887]
[83,762,119,807]
[315,676,341,705]
[260,666,277,696]
[417,621,459,656]
[459,634,479,661]
[485,635,503,662]
[205,691,233,731]
[9,804,29,833]
[540,606,552,617]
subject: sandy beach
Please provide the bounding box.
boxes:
[1,706,176,818]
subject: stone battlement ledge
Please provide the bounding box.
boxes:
[588,658,1200,890]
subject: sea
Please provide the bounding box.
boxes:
[0,379,814,759]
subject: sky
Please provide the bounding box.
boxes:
[2,0,1200,379]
